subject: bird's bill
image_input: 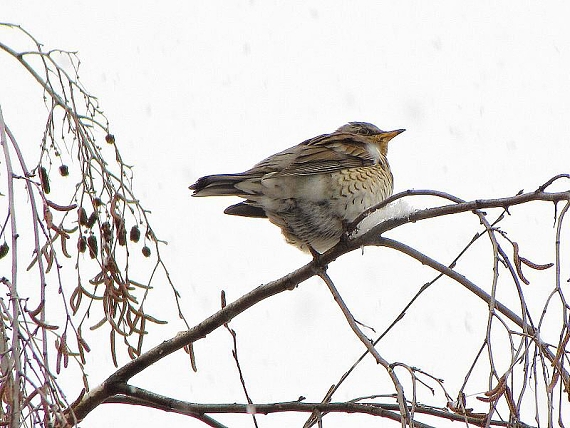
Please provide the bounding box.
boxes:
[381,129,406,141]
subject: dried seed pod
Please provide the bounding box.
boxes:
[101,221,112,241]
[87,235,98,259]
[129,225,141,243]
[127,346,139,359]
[105,134,115,144]
[86,211,98,228]
[59,165,69,176]
[0,242,9,259]
[142,246,151,257]
[78,236,87,253]
[78,207,89,226]
[112,215,122,229]
[39,166,50,194]
[117,220,127,246]
[93,198,103,207]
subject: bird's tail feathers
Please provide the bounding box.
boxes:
[224,201,267,218]
[189,174,248,197]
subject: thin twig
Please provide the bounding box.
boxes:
[222,291,259,428]
[316,268,410,427]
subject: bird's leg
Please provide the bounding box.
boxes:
[308,245,320,260]
[338,219,352,246]
[308,245,326,268]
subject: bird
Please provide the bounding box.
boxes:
[189,122,404,254]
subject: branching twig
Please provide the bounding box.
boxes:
[317,268,410,426]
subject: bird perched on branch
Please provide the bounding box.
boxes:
[189,122,404,254]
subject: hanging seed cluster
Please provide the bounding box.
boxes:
[74,194,147,258]
[35,128,166,365]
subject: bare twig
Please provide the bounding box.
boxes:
[221,291,259,428]
[316,269,410,426]
[103,388,536,428]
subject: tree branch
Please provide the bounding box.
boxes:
[67,187,570,425]
[103,387,536,428]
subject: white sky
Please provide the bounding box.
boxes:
[2,2,570,427]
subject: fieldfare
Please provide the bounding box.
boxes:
[189,122,404,253]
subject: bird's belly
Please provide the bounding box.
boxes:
[268,199,343,253]
[259,167,393,253]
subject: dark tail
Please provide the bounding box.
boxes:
[189,174,247,197]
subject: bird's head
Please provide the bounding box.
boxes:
[336,122,405,156]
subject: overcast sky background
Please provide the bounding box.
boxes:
[2,2,570,427]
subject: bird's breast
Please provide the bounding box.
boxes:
[329,164,393,222]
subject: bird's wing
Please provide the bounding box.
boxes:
[247,132,377,177]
